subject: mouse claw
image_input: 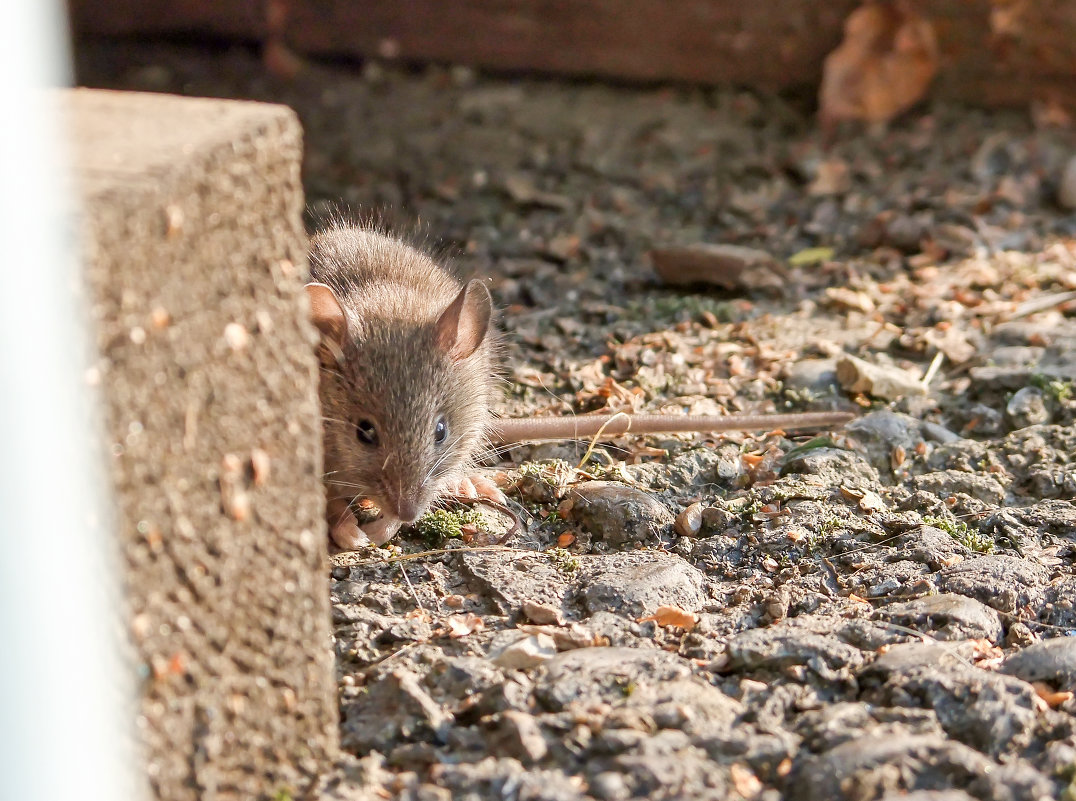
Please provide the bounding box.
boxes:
[329,508,403,549]
[359,514,403,546]
[470,474,508,506]
[330,508,370,550]
[445,473,508,506]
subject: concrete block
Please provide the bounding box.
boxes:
[66,88,336,800]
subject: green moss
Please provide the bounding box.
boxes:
[1030,374,1074,402]
[923,515,995,554]
[546,547,580,574]
[414,507,487,546]
[818,517,843,537]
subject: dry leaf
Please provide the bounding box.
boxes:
[446,613,485,638]
[638,605,699,631]
[742,452,765,469]
[857,490,887,514]
[519,622,601,650]
[824,286,876,313]
[820,1,939,125]
[1032,681,1073,709]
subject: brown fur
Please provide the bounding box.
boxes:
[308,225,498,524]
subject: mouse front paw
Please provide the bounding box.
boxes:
[327,497,404,549]
[444,473,508,506]
[327,498,367,549]
[359,514,403,546]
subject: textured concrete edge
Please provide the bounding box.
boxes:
[67,89,338,800]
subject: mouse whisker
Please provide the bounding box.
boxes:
[320,415,353,427]
[425,431,468,483]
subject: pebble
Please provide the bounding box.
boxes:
[938,555,1048,613]
[873,594,1003,643]
[836,355,927,400]
[535,647,690,711]
[782,358,840,396]
[583,552,706,617]
[1002,637,1076,686]
[909,471,1005,505]
[674,502,703,537]
[564,482,673,547]
[1005,386,1051,429]
[489,710,548,763]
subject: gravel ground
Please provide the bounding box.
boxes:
[78,39,1076,801]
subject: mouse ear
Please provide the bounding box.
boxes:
[305,282,348,345]
[435,280,492,362]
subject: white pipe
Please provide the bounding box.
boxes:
[0,3,141,800]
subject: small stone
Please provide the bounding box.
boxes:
[873,594,1003,642]
[700,506,737,532]
[783,358,840,396]
[489,710,547,763]
[583,552,706,618]
[910,471,1005,506]
[1004,621,1038,649]
[808,159,851,196]
[674,502,703,537]
[520,600,564,626]
[836,355,926,400]
[1006,386,1051,429]
[164,204,184,238]
[1002,637,1076,686]
[492,633,557,670]
[590,771,631,801]
[220,452,243,479]
[937,555,1048,613]
[564,482,673,547]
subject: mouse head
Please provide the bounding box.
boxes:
[306,279,494,523]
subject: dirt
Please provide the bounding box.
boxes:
[77,38,1076,801]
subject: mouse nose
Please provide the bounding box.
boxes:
[394,499,422,523]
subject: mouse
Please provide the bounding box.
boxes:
[305,224,854,550]
[305,224,505,549]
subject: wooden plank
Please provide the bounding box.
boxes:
[285,0,858,90]
[68,0,264,39]
[69,0,1076,107]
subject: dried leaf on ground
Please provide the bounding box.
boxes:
[820,1,939,124]
[445,613,485,638]
[638,605,699,631]
[1032,681,1073,709]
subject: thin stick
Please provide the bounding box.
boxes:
[921,351,944,388]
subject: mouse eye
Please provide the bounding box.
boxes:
[433,416,448,445]
[356,419,379,447]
